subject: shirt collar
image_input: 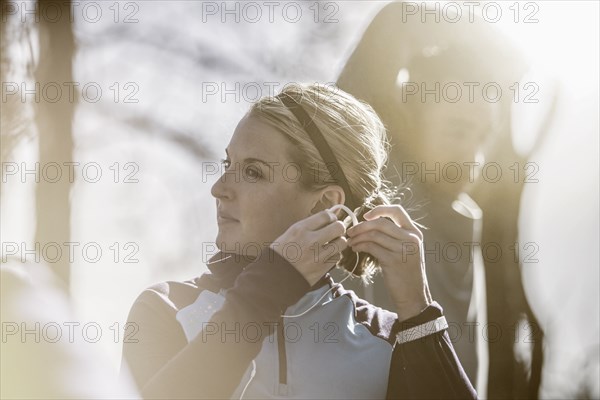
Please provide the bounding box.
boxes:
[206,250,334,291]
[206,251,253,274]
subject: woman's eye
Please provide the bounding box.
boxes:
[243,165,262,180]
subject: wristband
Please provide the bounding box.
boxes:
[395,316,448,345]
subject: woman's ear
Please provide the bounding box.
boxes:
[310,185,345,214]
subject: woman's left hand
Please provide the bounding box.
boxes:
[346,205,433,321]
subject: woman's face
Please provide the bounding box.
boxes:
[211,114,318,258]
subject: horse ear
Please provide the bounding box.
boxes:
[336,3,412,104]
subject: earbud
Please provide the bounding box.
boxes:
[327,204,359,227]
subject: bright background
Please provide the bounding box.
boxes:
[1,1,598,398]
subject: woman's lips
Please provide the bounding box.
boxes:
[217,214,238,224]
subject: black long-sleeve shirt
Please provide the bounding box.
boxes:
[122,247,477,399]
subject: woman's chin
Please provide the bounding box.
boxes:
[214,237,245,252]
[214,235,235,251]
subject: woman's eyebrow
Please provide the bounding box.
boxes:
[225,148,275,170]
[244,158,275,170]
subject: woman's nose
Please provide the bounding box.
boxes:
[210,171,234,200]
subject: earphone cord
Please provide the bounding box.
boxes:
[281,204,363,319]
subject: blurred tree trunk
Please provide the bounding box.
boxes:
[0,0,32,168]
[0,0,13,167]
[34,0,75,287]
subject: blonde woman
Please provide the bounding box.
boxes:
[122,83,477,399]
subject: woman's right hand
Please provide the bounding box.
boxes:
[269,210,348,286]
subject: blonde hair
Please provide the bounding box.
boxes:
[249,83,400,284]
